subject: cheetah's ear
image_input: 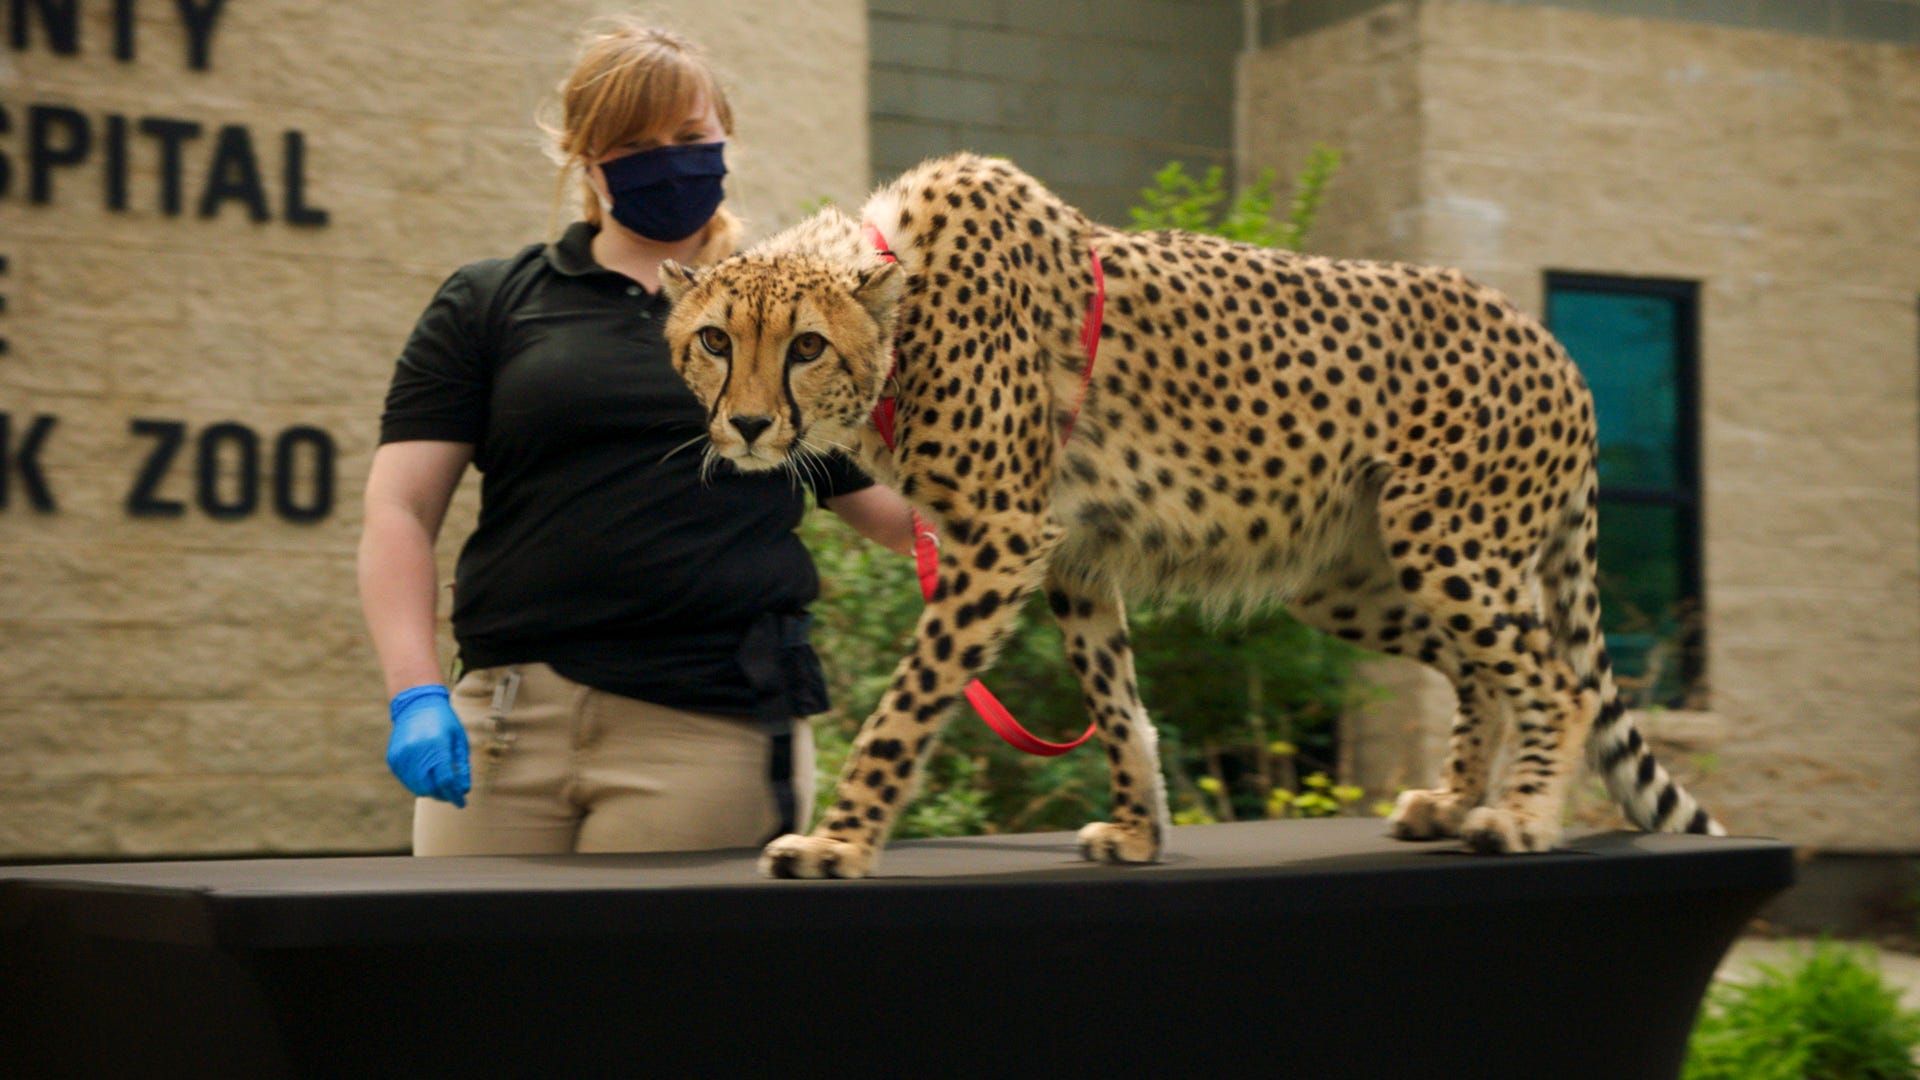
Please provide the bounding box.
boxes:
[658,260,701,305]
[852,262,904,326]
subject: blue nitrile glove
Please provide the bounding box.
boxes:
[386,685,471,807]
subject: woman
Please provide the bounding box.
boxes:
[358,19,912,855]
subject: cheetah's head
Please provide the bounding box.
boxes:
[660,212,903,474]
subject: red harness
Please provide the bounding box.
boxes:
[862,221,1104,756]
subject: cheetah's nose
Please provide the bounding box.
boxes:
[730,415,775,444]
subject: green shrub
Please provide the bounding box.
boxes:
[1127,146,1341,251]
[802,146,1362,837]
[1684,941,1920,1080]
[1096,144,1367,827]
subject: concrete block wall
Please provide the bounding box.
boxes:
[1245,0,1920,852]
[1237,2,1424,261]
[0,0,869,858]
[869,0,1242,225]
[1258,0,1920,48]
[7,0,1913,861]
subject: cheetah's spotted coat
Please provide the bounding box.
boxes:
[660,154,1723,879]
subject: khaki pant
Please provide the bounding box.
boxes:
[413,662,814,856]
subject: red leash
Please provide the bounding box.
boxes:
[863,222,1103,756]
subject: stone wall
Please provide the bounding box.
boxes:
[1257,0,1920,49]
[7,0,1915,861]
[1238,2,1423,261]
[869,0,1242,224]
[0,0,870,858]
[1245,0,1920,851]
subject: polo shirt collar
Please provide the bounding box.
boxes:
[544,221,608,277]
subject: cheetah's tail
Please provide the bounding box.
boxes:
[1547,487,1725,837]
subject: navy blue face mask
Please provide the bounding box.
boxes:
[598,141,728,243]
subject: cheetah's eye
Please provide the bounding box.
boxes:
[697,326,731,357]
[788,332,827,363]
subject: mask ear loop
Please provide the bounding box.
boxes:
[582,158,613,214]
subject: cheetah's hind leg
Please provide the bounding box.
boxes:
[1386,675,1507,841]
[1284,547,1495,842]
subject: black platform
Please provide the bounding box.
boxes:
[1,819,1793,1079]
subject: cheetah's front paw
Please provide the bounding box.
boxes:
[1387,788,1474,840]
[1077,821,1161,865]
[759,834,875,879]
[1460,807,1560,854]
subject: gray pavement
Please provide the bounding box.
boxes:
[1717,937,1920,1013]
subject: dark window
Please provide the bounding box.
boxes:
[1545,273,1702,708]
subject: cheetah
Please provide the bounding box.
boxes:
[659,153,1723,879]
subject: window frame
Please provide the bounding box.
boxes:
[1543,271,1705,705]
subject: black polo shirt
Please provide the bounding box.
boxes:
[380,222,872,717]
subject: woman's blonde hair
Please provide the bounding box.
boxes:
[540,18,741,263]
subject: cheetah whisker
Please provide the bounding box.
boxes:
[658,433,712,466]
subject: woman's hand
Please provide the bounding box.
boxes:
[386,685,471,806]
